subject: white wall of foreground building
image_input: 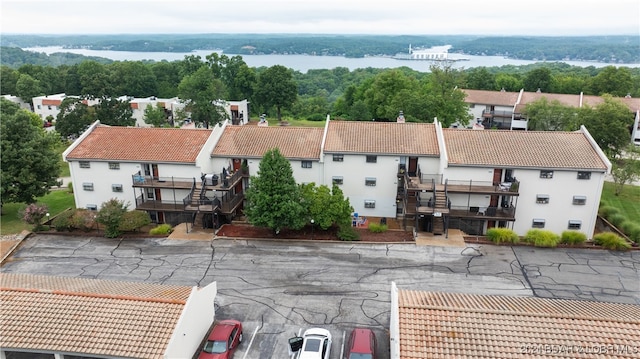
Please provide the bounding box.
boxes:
[164,281,217,359]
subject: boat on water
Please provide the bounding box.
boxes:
[394,44,469,61]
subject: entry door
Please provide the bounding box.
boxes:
[408,157,418,176]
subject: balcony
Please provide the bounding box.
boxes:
[135,196,185,211]
[445,180,520,196]
[132,175,194,189]
[449,205,516,221]
[482,110,513,118]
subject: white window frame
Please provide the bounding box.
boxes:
[535,194,549,204]
[82,183,94,191]
[577,171,591,180]
[573,195,587,205]
[108,162,120,170]
[365,177,377,186]
[568,220,582,230]
[332,154,344,162]
[112,184,124,192]
[540,170,554,179]
[79,161,90,168]
[364,200,376,209]
[332,176,343,185]
[532,219,545,228]
[86,204,98,211]
[301,161,312,168]
[366,155,377,163]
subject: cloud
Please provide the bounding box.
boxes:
[1,0,639,35]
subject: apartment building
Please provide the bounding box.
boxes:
[66,117,609,238]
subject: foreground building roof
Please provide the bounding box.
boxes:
[66,125,213,163]
[211,125,324,159]
[324,121,440,156]
[443,128,609,170]
[397,289,640,359]
[0,273,192,359]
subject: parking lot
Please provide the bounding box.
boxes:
[3,235,639,358]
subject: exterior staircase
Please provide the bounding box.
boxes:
[432,189,448,235]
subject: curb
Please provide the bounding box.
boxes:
[1,230,32,265]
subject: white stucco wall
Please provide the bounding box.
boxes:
[69,161,140,210]
[291,159,324,185]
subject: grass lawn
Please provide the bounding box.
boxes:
[601,181,640,224]
[0,190,76,235]
[56,141,71,177]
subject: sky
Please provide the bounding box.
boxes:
[1,0,639,36]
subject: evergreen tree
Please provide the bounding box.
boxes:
[244,148,306,234]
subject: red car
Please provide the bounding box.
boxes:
[345,328,376,359]
[198,319,243,359]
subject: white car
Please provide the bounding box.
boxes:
[297,328,332,359]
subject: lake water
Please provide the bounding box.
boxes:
[24,46,640,73]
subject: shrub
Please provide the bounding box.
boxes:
[52,210,75,231]
[598,206,619,218]
[19,203,49,231]
[119,210,152,232]
[71,209,97,232]
[486,228,519,244]
[67,181,74,193]
[149,224,173,235]
[593,232,631,251]
[368,223,388,233]
[608,213,627,228]
[96,198,128,238]
[337,225,360,241]
[623,223,640,243]
[560,231,587,245]
[524,229,560,248]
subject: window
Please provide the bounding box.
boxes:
[333,154,344,162]
[366,155,377,163]
[568,220,582,230]
[540,170,554,179]
[536,194,550,204]
[301,161,312,168]
[37,105,41,109]
[86,204,97,211]
[532,219,545,228]
[332,176,343,185]
[364,200,376,209]
[112,184,123,192]
[79,161,90,168]
[577,171,591,180]
[82,183,94,191]
[365,177,377,186]
[573,195,587,205]
[109,162,120,170]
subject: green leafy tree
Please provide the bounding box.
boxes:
[524,97,577,131]
[1,65,20,95]
[244,148,306,234]
[110,61,158,97]
[255,65,297,121]
[143,104,169,127]
[94,96,135,127]
[495,73,523,92]
[55,97,94,138]
[77,61,113,98]
[299,183,353,230]
[590,66,634,97]
[178,66,227,128]
[15,73,43,109]
[424,63,472,127]
[465,67,496,90]
[523,67,554,92]
[151,61,182,98]
[578,95,635,159]
[96,198,128,238]
[363,69,421,120]
[611,145,640,195]
[1,98,60,206]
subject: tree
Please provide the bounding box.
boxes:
[94,96,135,127]
[77,61,113,98]
[465,67,496,90]
[1,98,60,206]
[110,61,158,97]
[523,67,554,93]
[495,73,523,92]
[590,66,634,97]
[96,198,128,238]
[1,65,20,95]
[255,65,297,121]
[578,95,635,159]
[299,183,353,230]
[178,66,227,128]
[144,104,170,127]
[611,145,640,195]
[15,73,43,109]
[55,97,94,138]
[423,63,472,127]
[524,97,577,131]
[362,69,421,120]
[244,148,306,234]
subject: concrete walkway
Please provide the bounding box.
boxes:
[168,223,215,241]
[415,229,467,247]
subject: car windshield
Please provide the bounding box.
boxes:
[303,338,321,352]
[349,354,373,359]
[203,340,227,354]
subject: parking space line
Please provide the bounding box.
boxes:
[339,330,346,359]
[241,326,260,359]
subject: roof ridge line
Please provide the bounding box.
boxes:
[403,303,640,324]
[0,286,186,305]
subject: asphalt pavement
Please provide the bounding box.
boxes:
[3,235,639,359]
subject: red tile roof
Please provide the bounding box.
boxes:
[212,125,324,159]
[0,273,191,359]
[443,128,608,170]
[398,290,640,359]
[66,125,213,163]
[462,89,520,107]
[324,121,440,156]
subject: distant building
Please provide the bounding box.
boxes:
[2,94,31,111]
